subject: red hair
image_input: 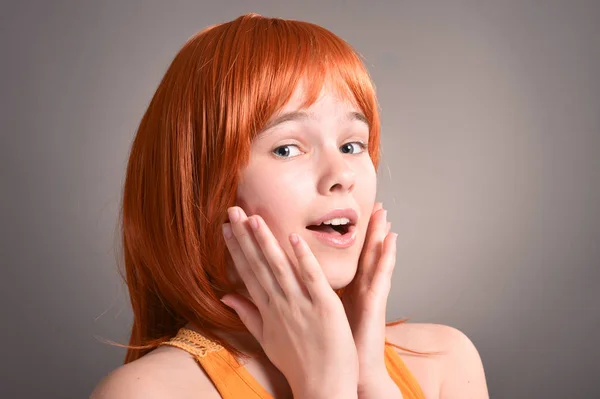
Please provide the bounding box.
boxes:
[120,13,432,364]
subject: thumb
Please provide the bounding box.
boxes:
[221,294,263,342]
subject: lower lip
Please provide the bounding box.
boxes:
[306,225,357,248]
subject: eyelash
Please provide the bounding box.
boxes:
[272,141,368,159]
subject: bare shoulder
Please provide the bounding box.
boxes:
[385,322,447,398]
[90,346,221,399]
[386,322,489,398]
[433,324,489,398]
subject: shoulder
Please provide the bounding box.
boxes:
[384,322,446,397]
[90,346,221,399]
[386,322,489,398]
[434,324,489,398]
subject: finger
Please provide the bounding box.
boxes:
[359,208,388,276]
[288,233,331,303]
[372,202,383,215]
[222,222,270,306]
[249,215,306,299]
[385,221,391,235]
[228,207,283,302]
[220,294,264,344]
[370,232,398,294]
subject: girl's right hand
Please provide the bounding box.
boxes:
[220,206,359,399]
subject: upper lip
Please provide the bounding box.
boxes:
[307,208,359,226]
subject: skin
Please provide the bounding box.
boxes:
[207,83,488,398]
[230,82,377,292]
[90,81,490,399]
[201,82,382,396]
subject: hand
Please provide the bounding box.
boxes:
[220,206,359,399]
[341,202,398,388]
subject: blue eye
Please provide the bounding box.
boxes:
[340,142,368,154]
[272,144,303,158]
[272,141,367,159]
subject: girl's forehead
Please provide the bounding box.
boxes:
[276,83,360,116]
[258,77,366,136]
[261,109,367,135]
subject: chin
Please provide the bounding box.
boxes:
[318,256,359,290]
[329,279,353,291]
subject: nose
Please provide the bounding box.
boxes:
[317,150,356,195]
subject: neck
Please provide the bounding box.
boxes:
[185,289,265,361]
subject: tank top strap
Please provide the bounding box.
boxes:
[161,328,425,399]
[160,328,274,399]
[161,328,226,357]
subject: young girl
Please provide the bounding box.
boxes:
[92,13,488,399]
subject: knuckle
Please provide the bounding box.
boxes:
[249,259,266,275]
[301,267,319,283]
[235,228,250,239]
[269,261,286,279]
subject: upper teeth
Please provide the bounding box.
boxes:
[322,217,350,226]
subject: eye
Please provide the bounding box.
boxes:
[340,141,367,155]
[272,144,303,159]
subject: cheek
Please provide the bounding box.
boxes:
[356,168,378,240]
[237,185,307,242]
[238,166,310,218]
[364,162,377,195]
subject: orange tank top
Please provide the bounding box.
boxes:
[160,328,425,399]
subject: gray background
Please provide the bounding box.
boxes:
[1,1,599,398]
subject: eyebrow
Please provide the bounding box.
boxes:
[260,110,369,133]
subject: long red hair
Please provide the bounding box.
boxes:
[120,13,431,364]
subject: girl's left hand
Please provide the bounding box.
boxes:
[341,202,398,388]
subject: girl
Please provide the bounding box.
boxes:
[92,13,488,399]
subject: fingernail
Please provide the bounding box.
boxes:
[383,209,388,221]
[250,216,259,231]
[289,233,299,245]
[228,207,239,223]
[220,298,232,308]
[222,223,233,239]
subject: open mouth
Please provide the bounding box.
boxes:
[306,223,352,235]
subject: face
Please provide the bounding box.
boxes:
[231,83,377,290]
